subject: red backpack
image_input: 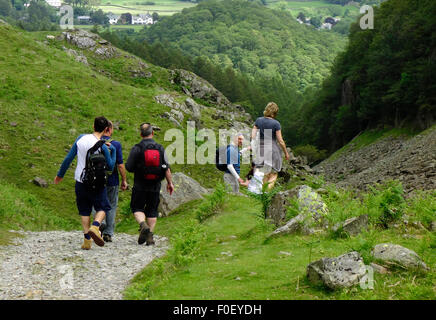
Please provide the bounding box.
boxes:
[138,143,167,181]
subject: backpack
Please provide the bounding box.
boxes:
[81,140,108,191]
[215,145,229,172]
[138,143,167,181]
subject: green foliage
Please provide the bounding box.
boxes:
[247,184,282,219]
[167,218,206,266]
[366,181,405,227]
[298,0,436,151]
[405,190,436,229]
[293,144,327,165]
[195,183,227,222]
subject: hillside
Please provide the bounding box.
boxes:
[314,126,436,195]
[0,21,251,227]
[137,0,347,91]
[295,0,436,151]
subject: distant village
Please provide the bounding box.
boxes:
[297,14,340,30]
[30,0,156,25]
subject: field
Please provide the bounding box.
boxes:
[78,24,146,32]
[266,0,361,19]
[97,0,197,16]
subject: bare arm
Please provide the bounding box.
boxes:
[251,125,258,140]
[276,130,290,160]
[165,168,174,195]
[118,163,128,190]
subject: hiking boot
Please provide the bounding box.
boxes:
[146,232,155,246]
[138,224,151,245]
[103,234,112,243]
[88,225,105,247]
[99,222,107,235]
[81,238,92,250]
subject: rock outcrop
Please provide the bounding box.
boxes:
[268,185,328,236]
[307,252,367,290]
[159,172,209,217]
[371,243,428,271]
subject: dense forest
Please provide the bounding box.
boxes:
[136,0,346,91]
[294,0,436,151]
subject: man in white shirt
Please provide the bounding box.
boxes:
[54,116,116,250]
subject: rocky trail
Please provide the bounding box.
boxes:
[0,231,168,300]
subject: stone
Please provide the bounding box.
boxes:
[307,252,367,290]
[430,221,436,232]
[170,69,231,108]
[370,262,388,274]
[184,98,202,119]
[372,243,428,271]
[342,214,368,236]
[33,177,48,188]
[46,35,55,40]
[267,185,328,227]
[158,173,209,217]
[10,122,17,127]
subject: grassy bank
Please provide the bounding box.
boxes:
[122,182,435,300]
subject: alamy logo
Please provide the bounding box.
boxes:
[58,264,74,290]
[360,265,374,290]
[58,5,74,30]
[360,5,374,30]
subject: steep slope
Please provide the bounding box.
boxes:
[0,24,251,225]
[314,126,436,194]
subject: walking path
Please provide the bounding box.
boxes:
[0,231,168,300]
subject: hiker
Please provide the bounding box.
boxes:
[251,102,290,190]
[125,123,174,245]
[95,121,128,243]
[54,116,116,250]
[220,133,250,194]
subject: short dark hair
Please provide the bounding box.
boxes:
[140,122,153,137]
[94,116,109,133]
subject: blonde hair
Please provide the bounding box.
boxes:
[263,102,279,118]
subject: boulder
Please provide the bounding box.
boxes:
[267,185,328,227]
[184,98,202,119]
[370,262,389,274]
[158,173,209,217]
[372,243,428,271]
[170,69,231,108]
[307,252,367,290]
[342,214,368,236]
[270,214,314,236]
[33,177,48,188]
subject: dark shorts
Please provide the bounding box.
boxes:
[130,187,160,218]
[75,181,111,216]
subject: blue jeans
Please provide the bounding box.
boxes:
[92,185,119,236]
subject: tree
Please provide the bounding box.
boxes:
[152,12,159,22]
[310,16,321,28]
[91,9,108,25]
[0,0,12,16]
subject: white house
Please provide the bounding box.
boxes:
[107,13,120,24]
[132,13,153,25]
[45,0,62,7]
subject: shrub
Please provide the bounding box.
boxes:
[292,144,328,165]
[195,183,227,222]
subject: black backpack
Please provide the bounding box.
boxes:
[81,140,108,191]
[215,145,229,172]
[137,143,167,181]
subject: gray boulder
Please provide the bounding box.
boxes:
[158,173,209,217]
[33,177,48,188]
[333,214,368,236]
[267,185,328,227]
[307,252,367,290]
[372,243,428,271]
[170,69,231,108]
[184,98,202,119]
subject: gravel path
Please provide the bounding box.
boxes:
[0,231,168,300]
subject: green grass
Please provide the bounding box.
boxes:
[0,23,238,227]
[123,184,436,300]
[97,0,197,16]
